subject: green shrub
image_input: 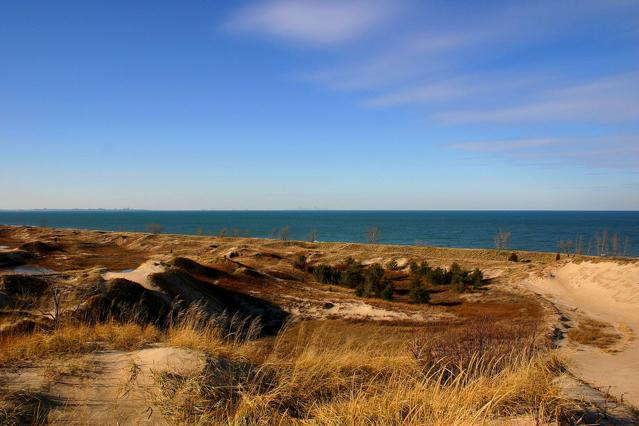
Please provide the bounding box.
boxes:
[341,260,364,289]
[508,252,519,262]
[449,262,469,284]
[365,263,385,296]
[427,267,448,285]
[419,261,431,275]
[409,284,430,304]
[386,259,398,271]
[381,281,394,300]
[313,264,341,284]
[470,268,483,289]
[409,261,419,276]
[450,277,465,293]
[410,275,423,289]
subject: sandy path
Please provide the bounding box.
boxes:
[523,261,639,407]
[0,346,204,424]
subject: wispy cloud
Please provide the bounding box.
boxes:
[449,138,564,153]
[448,135,639,169]
[365,71,548,107]
[226,0,396,45]
[433,73,639,124]
[226,1,639,170]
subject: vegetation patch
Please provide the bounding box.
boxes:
[567,318,624,352]
[151,316,572,425]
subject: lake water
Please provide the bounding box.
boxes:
[1,210,638,256]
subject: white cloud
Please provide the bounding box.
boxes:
[365,71,548,107]
[433,73,639,124]
[226,0,395,45]
[449,135,639,169]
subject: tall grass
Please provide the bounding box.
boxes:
[0,306,574,424]
[0,320,160,364]
[152,317,573,425]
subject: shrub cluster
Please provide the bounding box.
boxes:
[312,264,341,284]
[355,263,393,299]
[409,275,430,304]
[409,261,484,293]
[312,258,394,300]
[313,259,484,301]
[341,257,365,289]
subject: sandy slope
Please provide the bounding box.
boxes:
[524,261,639,407]
[103,260,167,289]
[0,346,204,424]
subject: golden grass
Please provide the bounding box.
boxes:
[0,308,574,424]
[0,321,160,364]
[152,316,574,425]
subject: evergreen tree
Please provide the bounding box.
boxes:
[381,280,394,300]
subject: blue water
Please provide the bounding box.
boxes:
[1,210,638,256]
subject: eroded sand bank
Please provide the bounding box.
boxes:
[524,261,639,407]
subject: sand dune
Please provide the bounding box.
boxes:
[525,260,639,407]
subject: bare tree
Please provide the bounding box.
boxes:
[594,230,611,256]
[279,225,290,241]
[145,223,164,234]
[366,227,380,244]
[218,228,228,237]
[558,239,574,255]
[611,233,621,256]
[308,229,319,242]
[39,282,63,328]
[623,236,631,257]
[196,227,205,236]
[493,230,511,250]
[574,234,583,255]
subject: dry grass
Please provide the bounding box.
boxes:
[567,318,623,352]
[165,306,266,362]
[0,390,51,426]
[0,321,160,364]
[0,305,576,424]
[152,315,574,425]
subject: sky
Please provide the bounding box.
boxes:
[1,0,638,210]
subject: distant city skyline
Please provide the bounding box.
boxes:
[1,1,638,209]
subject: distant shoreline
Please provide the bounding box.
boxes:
[1,220,638,259]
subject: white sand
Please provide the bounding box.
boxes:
[525,261,639,407]
[103,260,166,290]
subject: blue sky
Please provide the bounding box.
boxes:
[1,0,638,210]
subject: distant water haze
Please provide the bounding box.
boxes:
[1,210,637,257]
